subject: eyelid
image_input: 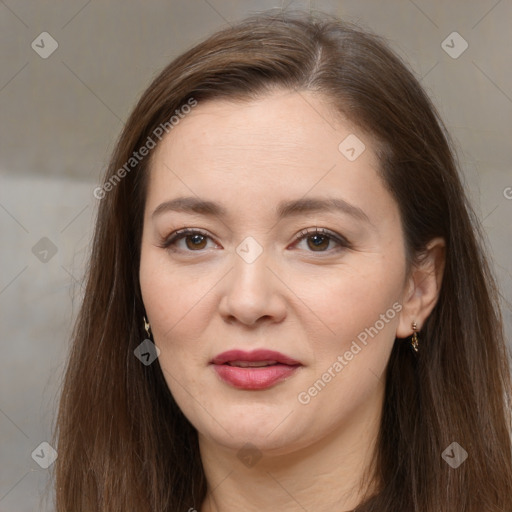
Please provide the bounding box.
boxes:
[158,228,215,250]
[293,227,351,250]
[158,226,351,253]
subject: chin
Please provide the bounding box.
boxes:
[194,406,311,454]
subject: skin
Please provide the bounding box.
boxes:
[139,89,445,512]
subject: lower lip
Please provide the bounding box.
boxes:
[212,363,300,390]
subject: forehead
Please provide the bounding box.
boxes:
[152,90,369,169]
[145,90,394,225]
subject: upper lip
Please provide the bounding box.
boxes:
[211,349,302,366]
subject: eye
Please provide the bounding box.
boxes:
[158,228,215,252]
[158,227,350,254]
[293,227,351,253]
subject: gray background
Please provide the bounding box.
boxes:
[1,0,511,510]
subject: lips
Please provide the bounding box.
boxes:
[211,349,301,366]
[210,349,302,390]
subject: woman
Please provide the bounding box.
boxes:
[52,9,512,511]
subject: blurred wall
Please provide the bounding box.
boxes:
[1,1,511,510]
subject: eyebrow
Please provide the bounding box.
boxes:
[152,196,372,225]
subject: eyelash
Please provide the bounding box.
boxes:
[158,227,351,255]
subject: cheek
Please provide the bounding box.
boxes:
[139,246,214,365]
[293,266,401,428]
[140,243,404,356]
[295,257,404,356]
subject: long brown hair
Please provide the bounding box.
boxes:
[51,9,512,511]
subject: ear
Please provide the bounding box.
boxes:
[396,237,446,338]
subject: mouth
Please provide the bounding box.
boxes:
[210,349,302,390]
[211,349,301,366]
[223,360,281,367]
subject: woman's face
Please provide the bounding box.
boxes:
[139,89,409,456]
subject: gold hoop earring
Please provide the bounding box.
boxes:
[143,316,151,339]
[411,321,419,353]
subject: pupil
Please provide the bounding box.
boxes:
[310,234,327,249]
[186,234,206,250]
[186,234,329,250]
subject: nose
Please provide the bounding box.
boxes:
[218,246,287,327]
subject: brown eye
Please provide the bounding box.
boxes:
[159,227,350,255]
[306,233,330,251]
[184,233,208,250]
[294,227,350,253]
[160,229,214,252]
